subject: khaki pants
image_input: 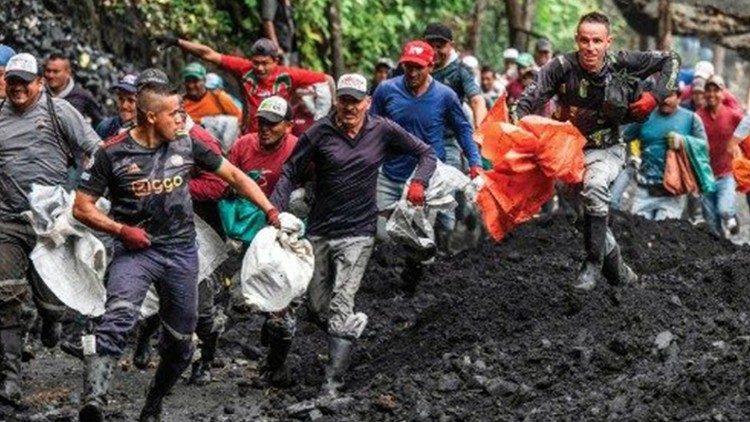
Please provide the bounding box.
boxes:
[308,236,374,339]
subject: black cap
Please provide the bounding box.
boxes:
[136,68,170,89]
[251,38,279,57]
[535,38,553,52]
[423,23,453,43]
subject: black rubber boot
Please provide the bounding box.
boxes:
[189,332,219,386]
[602,244,638,286]
[138,358,185,422]
[0,327,24,408]
[574,215,608,291]
[40,318,61,349]
[320,336,354,398]
[400,258,424,295]
[78,355,115,422]
[133,316,160,370]
[261,329,292,388]
[60,339,84,361]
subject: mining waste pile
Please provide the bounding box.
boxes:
[6,213,749,421]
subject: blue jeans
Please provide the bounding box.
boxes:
[95,242,199,365]
[701,176,737,236]
[444,137,467,172]
[633,186,686,221]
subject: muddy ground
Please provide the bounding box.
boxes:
[4,212,750,421]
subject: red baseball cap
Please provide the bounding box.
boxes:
[399,40,434,67]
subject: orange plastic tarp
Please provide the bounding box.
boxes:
[733,136,750,193]
[475,110,586,241]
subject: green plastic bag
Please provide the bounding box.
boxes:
[218,170,267,245]
[682,134,716,193]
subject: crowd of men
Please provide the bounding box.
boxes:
[0,9,748,421]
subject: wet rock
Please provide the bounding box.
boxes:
[308,409,324,420]
[484,378,518,396]
[655,331,674,350]
[437,373,461,392]
[374,393,397,412]
[318,396,355,414]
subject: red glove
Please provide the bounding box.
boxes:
[266,208,281,229]
[406,181,425,206]
[628,92,657,122]
[119,225,151,250]
[469,166,482,180]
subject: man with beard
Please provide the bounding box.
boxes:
[513,11,680,291]
[422,23,486,168]
[0,52,100,407]
[271,73,436,396]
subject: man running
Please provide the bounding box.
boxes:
[73,81,279,421]
[513,11,680,290]
[271,73,436,397]
[0,52,100,407]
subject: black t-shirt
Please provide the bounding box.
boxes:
[79,131,223,246]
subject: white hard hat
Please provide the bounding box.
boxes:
[503,48,519,61]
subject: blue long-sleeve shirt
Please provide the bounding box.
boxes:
[370,76,480,183]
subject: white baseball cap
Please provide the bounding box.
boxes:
[694,60,714,80]
[503,48,519,61]
[336,73,368,100]
[257,96,292,123]
[4,53,39,82]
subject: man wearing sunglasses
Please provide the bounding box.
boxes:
[0,52,100,407]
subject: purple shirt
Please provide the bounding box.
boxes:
[271,115,436,238]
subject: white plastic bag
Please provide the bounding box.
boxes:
[385,162,472,251]
[139,216,229,319]
[24,185,109,316]
[240,213,313,312]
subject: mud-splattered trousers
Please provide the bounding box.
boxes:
[306,236,375,339]
[94,242,198,373]
[561,144,627,255]
[0,218,67,330]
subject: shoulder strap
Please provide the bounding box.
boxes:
[45,87,75,165]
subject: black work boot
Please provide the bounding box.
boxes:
[574,214,608,291]
[133,316,160,370]
[0,327,24,408]
[400,258,424,295]
[60,339,84,361]
[78,355,115,422]
[40,318,61,349]
[602,244,638,286]
[189,332,219,386]
[260,330,292,388]
[320,336,354,398]
[139,359,185,422]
